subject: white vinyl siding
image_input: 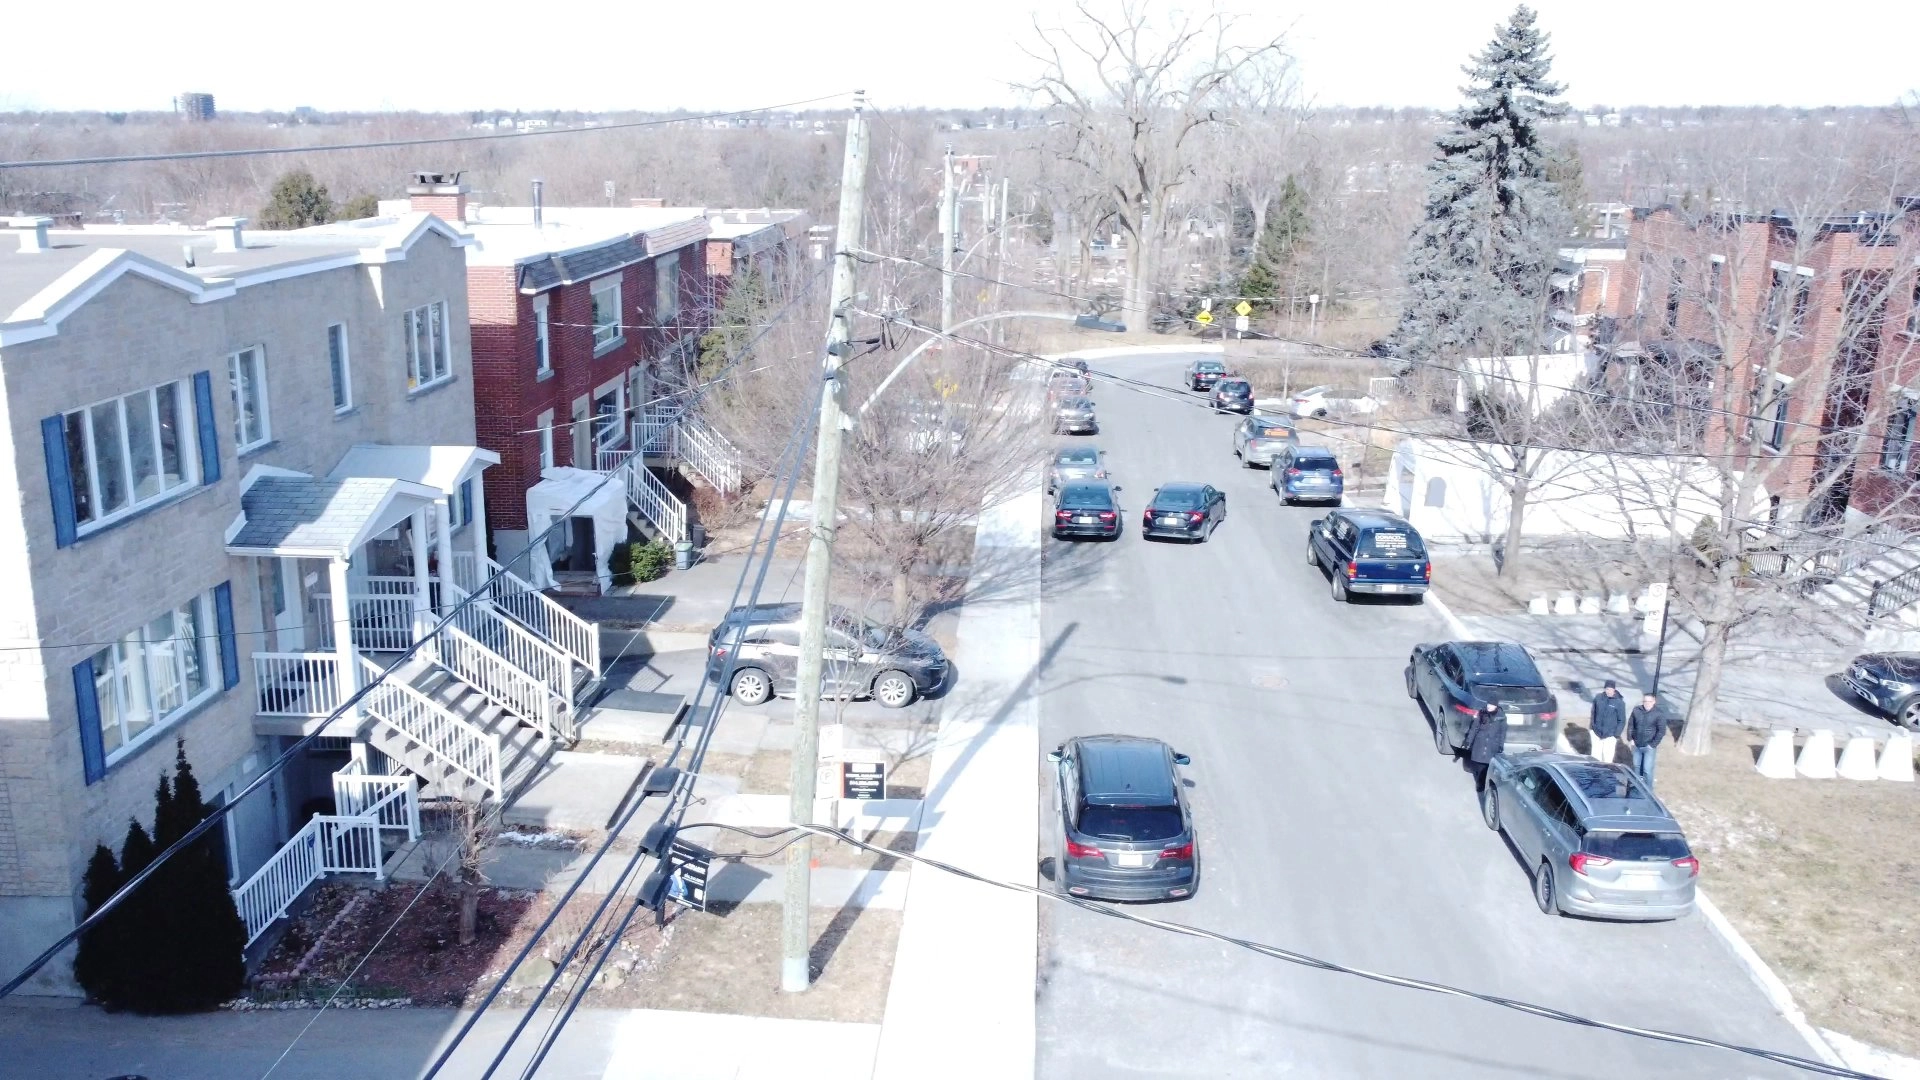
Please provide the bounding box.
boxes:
[405,300,452,390]
[591,276,623,354]
[91,589,217,765]
[228,347,271,452]
[62,379,197,534]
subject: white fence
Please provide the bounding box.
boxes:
[231,810,394,946]
[357,655,504,795]
[252,652,346,717]
[311,577,418,652]
[331,763,420,842]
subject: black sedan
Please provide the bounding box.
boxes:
[1845,652,1920,728]
[1405,641,1561,753]
[1053,482,1123,541]
[1210,378,1253,413]
[1141,482,1226,542]
[1185,359,1227,391]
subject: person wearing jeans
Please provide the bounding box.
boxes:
[1626,692,1667,786]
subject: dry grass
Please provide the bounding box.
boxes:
[1429,546,1660,616]
[632,903,901,1023]
[1659,730,1920,1056]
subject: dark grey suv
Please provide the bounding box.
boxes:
[706,603,948,708]
[1049,736,1198,901]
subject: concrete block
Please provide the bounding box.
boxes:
[1795,728,1836,779]
[1528,596,1550,615]
[1553,592,1577,615]
[1879,730,1915,782]
[1607,593,1631,615]
[1836,734,1881,780]
[1755,729,1797,779]
[1578,595,1602,615]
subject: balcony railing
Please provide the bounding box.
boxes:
[252,652,347,717]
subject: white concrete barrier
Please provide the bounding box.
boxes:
[1836,734,1881,780]
[1756,729,1797,779]
[1796,729,1837,779]
[1579,595,1602,615]
[1607,593,1631,615]
[1880,730,1916,782]
[1528,596,1550,615]
[1553,592,1577,615]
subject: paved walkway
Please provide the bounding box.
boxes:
[871,486,1042,1080]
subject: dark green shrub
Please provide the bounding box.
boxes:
[629,540,673,583]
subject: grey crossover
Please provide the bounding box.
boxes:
[706,602,948,709]
[1233,415,1297,468]
[1050,735,1198,901]
[1482,752,1699,921]
[1053,396,1098,435]
[1047,445,1108,494]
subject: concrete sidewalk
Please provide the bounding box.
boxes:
[871,485,1042,1080]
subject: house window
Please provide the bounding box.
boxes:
[1708,256,1725,308]
[1908,276,1920,336]
[227,348,271,452]
[537,414,555,472]
[655,250,680,327]
[1665,258,1685,334]
[90,588,217,765]
[62,379,197,534]
[447,478,475,529]
[327,323,352,413]
[405,301,452,390]
[1753,374,1791,452]
[1885,397,1918,474]
[593,383,627,449]
[591,276,623,354]
[533,294,552,375]
[1766,266,1813,337]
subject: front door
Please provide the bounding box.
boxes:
[259,558,304,652]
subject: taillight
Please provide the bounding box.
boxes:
[1423,563,1432,581]
[1453,702,1478,716]
[1540,711,1557,721]
[1160,842,1193,860]
[1097,511,1115,522]
[1569,852,1613,876]
[1188,511,1205,523]
[1065,839,1103,860]
[1286,468,1301,477]
[1673,857,1700,877]
[1055,509,1071,520]
[1143,511,1153,526]
[1331,469,1344,479]
[1346,560,1358,578]
[712,646,729,660]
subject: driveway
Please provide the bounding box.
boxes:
[1033,351,1816,1078]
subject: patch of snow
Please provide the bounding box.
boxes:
[497,829,580,849]
[1822,1029,1920,1079]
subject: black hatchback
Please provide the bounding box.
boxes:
[1211,378,1253,413]
[1050,736,1198,901]
[1141,482,1227,542]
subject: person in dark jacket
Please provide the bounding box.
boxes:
[1466,701,1506,791]
[1589,680,1627,764]
[1627,693,1667,785]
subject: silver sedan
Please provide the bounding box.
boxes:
[1481,752,1699,921]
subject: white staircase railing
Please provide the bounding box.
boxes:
[310,579,418,653]
[231,809,394,945]
[604,452,688,545]
[331,761,421,842]
[252,652,347,717]
[678,416,743,495]
[447,585,574,716]
[480,557,601,678]
[431,617,565,743]
[357,655,504,795]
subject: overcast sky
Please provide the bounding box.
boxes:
[5,0,1915,114]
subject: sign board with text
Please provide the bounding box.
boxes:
[665,837,714,911]
[841,760,888,800]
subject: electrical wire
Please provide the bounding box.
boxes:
[681,822,1883,1080]
[0,93,859,170]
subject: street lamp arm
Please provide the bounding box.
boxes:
[858,311,1085,415]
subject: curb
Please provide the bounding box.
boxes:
[1430,595,1844,1068]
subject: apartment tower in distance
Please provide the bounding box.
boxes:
[177,92,216,121]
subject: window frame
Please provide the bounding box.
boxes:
[537,412,555,472]
[592,381,628,450]
[63,378,199,535]
[1753,372,1792,453]
[327,322,352,413]
[91,588,219,767]
[227,346,272,453]
[1707,255,1726,309]
[532,293,552,375]
[405,301,454,392]
[1766,264,1815,338]
[1884,392,1918,475]
[590,276,624,355]
[654,250,681,327]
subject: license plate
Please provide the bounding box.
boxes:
[1377,583,1399,593]
[1075,516,1093,523]
[1302,476,1325,485]
[1160,516,1183,525]
[1116,851,1149,868]
[1507,712,1525,726]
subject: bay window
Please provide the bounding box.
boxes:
[89,588,217,765]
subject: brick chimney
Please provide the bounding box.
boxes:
[407,170,468,223]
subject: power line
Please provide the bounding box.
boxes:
[0,93,858,170]
[685,822,1881,1080]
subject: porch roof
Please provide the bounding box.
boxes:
[225,473,441,558]
[328,444,500,496]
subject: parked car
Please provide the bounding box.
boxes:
[706,602,948,709]
[1141,482,1227,542]
[1273,445,1344,505]
[1047,374,1092,409]
[1482,752,1699,920]
[1047,445,1108,494]
[1405,641,1560,754]
[1211,377,1254,414]
[1844,652,1920,728]
[1291,385,1379,419]
[1048,735,1198,901]
[1052,482,1123,541]
[1052,395,1098,435]
[1185,359,1228,391]
[1306,509,1430,602]
[1232,416,1297,468]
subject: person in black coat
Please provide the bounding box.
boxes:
[1627,693,1667,786]
[1589,680,1627,764]
[1466,701,1506,791]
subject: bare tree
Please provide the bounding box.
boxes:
[447,798,496,947]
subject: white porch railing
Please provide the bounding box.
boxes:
[678,415,743,495]
[357,655,504,795]
[311,582,417,653]
[331,761,421,842]
[481,557,601,678]
[598,452,687,545]
[252,652,346,717]
[232,813,388,945]
[431,618,565,743]
[448,587,573,705]
[451,551,478,594]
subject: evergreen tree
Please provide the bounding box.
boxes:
[107,818,158,1011]
[72,844,124,1005]
[147,741,246,1012]
[1238,175,1311,314]
[1392,5,1570,361]
[339,192,381,220]
[257,169,336,230]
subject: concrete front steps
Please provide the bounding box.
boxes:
[364,657,556,805]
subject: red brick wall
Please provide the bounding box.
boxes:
[411,193,467,223]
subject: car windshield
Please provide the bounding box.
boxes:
[1562,765,1648,802]
[1195,361,1225,373]
[1056,448,1099,465]
[1357,529,1426,558]
[1059,487,1113,509]
[1078,804,1184,842]
[1060,397,1093,410]
[1217,380,1250,393]
[1153,489,1203,510]
[1583,831,1691,861]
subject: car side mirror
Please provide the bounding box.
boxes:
[1111,484,1123,492]
[1046,748,1064,763]
[1172,752,1192,766]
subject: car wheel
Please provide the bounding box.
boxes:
[1331,574,1348,603]
[1313,408,1328,419]
[1481,785,1501,831]
[1306,543,1318,568]
[1433,713,1453,755]
[873,670,917,709]
[730,668,773,706]
[1901,697,1920,730]
[1534,860,1560,915]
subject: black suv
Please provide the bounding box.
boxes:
[1406,641,1561,753]
[1049,735,1198,901]
[707,603,948,708]
[1211,377,1253,413]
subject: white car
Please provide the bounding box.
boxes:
[1291,385,1379,419]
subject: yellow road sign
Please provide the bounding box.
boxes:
[1194,309,1214,325]
[977,290,990,303]
[1234,300,1253,317]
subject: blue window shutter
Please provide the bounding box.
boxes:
[192,371,221,485]
[214,581,239,690]
[72,658,105,785]
[40,415,78,548]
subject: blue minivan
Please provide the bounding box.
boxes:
[1273,445,1344,505]
[1306,509,1430,603]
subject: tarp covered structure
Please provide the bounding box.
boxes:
[523,467,627,593]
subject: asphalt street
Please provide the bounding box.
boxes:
[1032,352,1815,1079]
